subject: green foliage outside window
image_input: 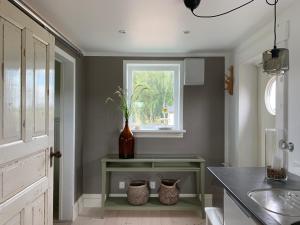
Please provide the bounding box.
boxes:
[132,71,175,127]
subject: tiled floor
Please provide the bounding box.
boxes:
[54,208,205,225]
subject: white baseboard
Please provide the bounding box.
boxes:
[81,194,102,208]
[73,195,83,221]
[78,193,213,212]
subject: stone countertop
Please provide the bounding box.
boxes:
[208,167,300,225]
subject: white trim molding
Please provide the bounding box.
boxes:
[132,129,186,138]
[85,51,231,57]
[123,60,184,137]
[73,196,82,221]
[55,46,76,221]
[55,46,76,64]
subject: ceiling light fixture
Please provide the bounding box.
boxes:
[118,30,126,34]
[184,0,254,18]
[263,0,289,75]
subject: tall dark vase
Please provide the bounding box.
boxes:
[119,120,134,159]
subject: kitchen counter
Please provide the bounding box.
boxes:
[208,167,300,225]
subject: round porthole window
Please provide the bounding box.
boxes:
[265,76,276,116]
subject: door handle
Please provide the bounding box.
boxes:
[50,147,62,167]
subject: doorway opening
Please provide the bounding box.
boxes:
[237,61,276,167]
[54,46,76,221]
[54,60,62,220]
[257,65,276,166]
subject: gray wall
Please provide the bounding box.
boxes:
[83,56,225,194]
[55,40,85,201]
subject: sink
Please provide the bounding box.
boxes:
[248,189,300,217]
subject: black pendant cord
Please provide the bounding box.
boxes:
[269,0,279,58]
[191,0,254,18]
[265,0,278,48]
[273,0,277,48]
[265,0,279,6]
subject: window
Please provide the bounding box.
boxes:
[124,61,184,137]
[265,76,276,116]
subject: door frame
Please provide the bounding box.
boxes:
[55,46,76,221]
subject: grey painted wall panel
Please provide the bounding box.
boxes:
[83,56,225,194]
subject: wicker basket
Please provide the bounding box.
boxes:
[127,180,149,206]
[158,179,180,205]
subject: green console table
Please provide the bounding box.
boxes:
[100,154,206,218]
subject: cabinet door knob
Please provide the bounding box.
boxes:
[50,147,62,167]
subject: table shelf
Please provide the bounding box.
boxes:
[106,167,202,172]
[104,197,202,211]
[100,154,206,219]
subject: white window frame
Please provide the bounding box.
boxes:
[123,60,185,138]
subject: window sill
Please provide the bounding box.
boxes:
[131,129,186,138]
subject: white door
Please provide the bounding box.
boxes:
[0,9,55,225]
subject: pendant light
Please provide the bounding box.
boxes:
[183,0,289,74]
[263,0,289,75]
[184,0,254,18]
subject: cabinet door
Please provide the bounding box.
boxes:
[0,11,54,225]
[224,192,257,225]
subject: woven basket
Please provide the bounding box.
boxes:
[158,179,180,205]
[127,180,149,206]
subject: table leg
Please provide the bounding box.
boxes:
[101,161,106,219]
[200,162,206,219]
[107,172,111,198]
[195,170,201,218]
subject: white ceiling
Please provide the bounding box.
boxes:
[23,0,295,55]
